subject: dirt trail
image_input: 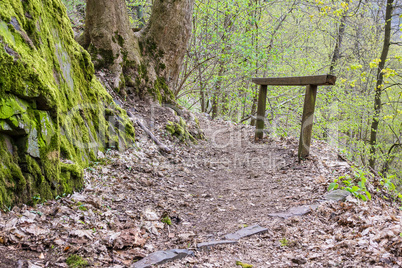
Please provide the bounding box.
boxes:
[0,111,401,267]
[153,117,348,267]
[159,117,329,236]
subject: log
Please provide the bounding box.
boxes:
[127,111,171,153]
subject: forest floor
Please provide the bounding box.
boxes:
[1,98,402,268]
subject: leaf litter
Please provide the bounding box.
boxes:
[0,99,401,267]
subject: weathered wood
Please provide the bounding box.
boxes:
[255,85,268,140]
[127,111,171,154]
[252,74,336,161]
[252,75,336,86]
[298,85,318,160]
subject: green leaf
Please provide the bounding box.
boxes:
[328,182,338,191]
[358,194,367,201]
[351,186,360,192]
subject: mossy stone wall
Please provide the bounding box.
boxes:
[0,0,135,207]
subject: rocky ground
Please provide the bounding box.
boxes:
[1,97,402,267]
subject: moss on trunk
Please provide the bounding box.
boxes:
[81,0,194,105]
[0,0,135,207]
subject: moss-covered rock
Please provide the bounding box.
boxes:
[0,0,135,207]
[166,117,197,144]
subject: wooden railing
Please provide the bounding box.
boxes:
[252,75,337,161]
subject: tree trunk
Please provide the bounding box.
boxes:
[329,0,348,75]
[199,69,206,113]
[250,89,258,126]
[369,0,394,169]
[80,0,194,103]
[212,62,224,119]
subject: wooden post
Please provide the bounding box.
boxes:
[255,85,267,140]
[298,85,318,160]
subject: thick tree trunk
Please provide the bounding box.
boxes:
[80,0,194,103]
[80,0,140,90]
[369,0,393,169]
[141,0,194,90]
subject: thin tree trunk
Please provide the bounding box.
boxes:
[250,88,258,126]
[212,62,224,119]
[211,5,231,119]
[322,2,349,141]
[200,70,206,113]
[381,143,401,174]
[329,0,349,75]
[250,0,294,126]
[369,0,394,169]
[250,0,260,126]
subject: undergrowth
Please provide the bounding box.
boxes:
[328,166,402,208]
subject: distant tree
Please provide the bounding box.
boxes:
[369,0,394,169]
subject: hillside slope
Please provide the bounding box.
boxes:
[0,104,401,267]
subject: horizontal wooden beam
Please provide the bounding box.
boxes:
[252,75,336,86]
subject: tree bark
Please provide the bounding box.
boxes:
[142,0,194,90]
[80,0,140,89]
[369,0,394,169]
[329,0,349,75]
[80,0,194,103]
[212,62,224,119]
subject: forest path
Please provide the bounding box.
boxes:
[152,115,346,267]
[0,110,401,267]
[158,117,329,236]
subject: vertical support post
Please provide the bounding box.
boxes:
[298,84,318,160]
[255,85,268,140]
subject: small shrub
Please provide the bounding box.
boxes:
[328,167,371,201]
[161,216,172,225]
[279,238,288,247]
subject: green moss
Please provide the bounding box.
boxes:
[91,47,115,69]
[148,77,175,104]
[0,0,135,207]
[166,117,196,144]
[159,62,166,71]
[161,216,172,225]
[138,40,144,53]
[116,33,124,47]
[0,96,25,119]
[125,122,135,137]
[236,261,253,268]
[132,37,176,104]
[66,254,88,268]
[0,135,24,206]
